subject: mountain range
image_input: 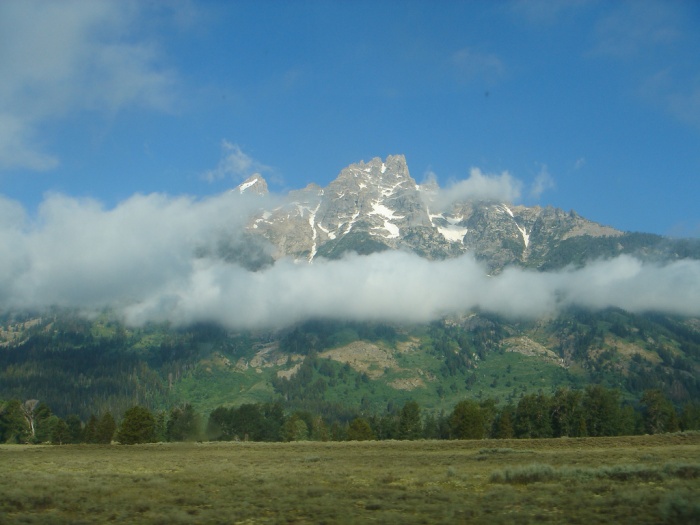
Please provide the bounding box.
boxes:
[1,155,699,421]
[234,154,695,271]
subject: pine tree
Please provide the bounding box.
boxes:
[398,401,422,440]
[96,412,117,444]
[117,406,155,445]
[347,418,374,441]
[65,414,84,444]
[83,414,99,444]
[0,399,30,443]
[166,404,201,442]
[640,389,679,434]
[582,385,621,437]
[449,400,486,440]
[51,418,70,445]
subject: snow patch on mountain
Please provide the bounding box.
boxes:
[238,178,258,193]
[437,225,468,243]
[516,224,530,248]
[308,203,321,262]
[373,221,400,239]
[369,201,405,220]
[344,211,360,234]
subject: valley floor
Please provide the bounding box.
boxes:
[1,433,699,524]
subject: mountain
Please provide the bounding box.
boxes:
[236,155,694,271]
[1,155,699,423]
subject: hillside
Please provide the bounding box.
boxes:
[1,307,698,421]
[1,155,699,422]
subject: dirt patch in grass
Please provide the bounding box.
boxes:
[501,336,564,366]
[321,341,398,378]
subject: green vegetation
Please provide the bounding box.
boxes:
[537,232,700,270]
[1,434,698,524]
[1,307,699,427]
[4,383,699,447]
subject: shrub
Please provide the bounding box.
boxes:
[489,463,558,484]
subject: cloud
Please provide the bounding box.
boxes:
[201,141,272,183]
[530,165,555,199]
[450,48,505,84]
[0,116,59,171]
[0,190,271,312]
[0,0,177,171]
[426,168,523,210]
[591,1,682,58]
[508,0,592,25]
[642,70,700,130]
[2,190,698,329]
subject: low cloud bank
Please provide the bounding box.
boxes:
[1,191,699,329]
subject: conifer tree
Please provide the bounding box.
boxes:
[347,418,374,441]
[640,389,679,434]
[96,412,117,444]
[51,418,70,445]
[449,400,486,439]
[83,414,99,444]
[398,401,422,440]
[117,406,155,445]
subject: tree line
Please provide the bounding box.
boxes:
[2,386,699,445]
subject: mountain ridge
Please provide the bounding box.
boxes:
[236,155,626,270]
[1,155,699,423]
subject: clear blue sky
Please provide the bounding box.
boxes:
[1,0,699,236]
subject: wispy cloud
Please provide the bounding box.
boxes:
[201,141,272,183]
[642,70,700,130]
[591,1,681,58]
[588,2,700,130]
[0,0,178,171]
[508,0,593,25]
[530,165,555,199]
[450,48,505,84]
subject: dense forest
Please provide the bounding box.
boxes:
[2,386,699,445]
[1,307,699,439]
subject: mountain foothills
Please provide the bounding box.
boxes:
[2,155,700,442]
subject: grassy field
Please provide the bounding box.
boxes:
[1,433,699,524]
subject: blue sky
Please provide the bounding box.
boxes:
[1,0,699,236]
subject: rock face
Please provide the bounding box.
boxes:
[237,155,622,270]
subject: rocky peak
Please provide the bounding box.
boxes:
[235,174,269,196]
[239,155,623,269]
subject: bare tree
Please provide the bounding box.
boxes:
[21,399,39,439]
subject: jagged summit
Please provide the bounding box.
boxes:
[235,174,269,196]
[242,155,623,269]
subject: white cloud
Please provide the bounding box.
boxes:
[0,0,177,171]
[3,190,698,329]
[530,165,555,199]
[0,115,59,171]
[426,168,523,211]
[201,141,272,183]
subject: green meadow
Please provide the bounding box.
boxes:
[1,433,699,524]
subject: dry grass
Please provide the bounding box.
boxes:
[1,433,699,524]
